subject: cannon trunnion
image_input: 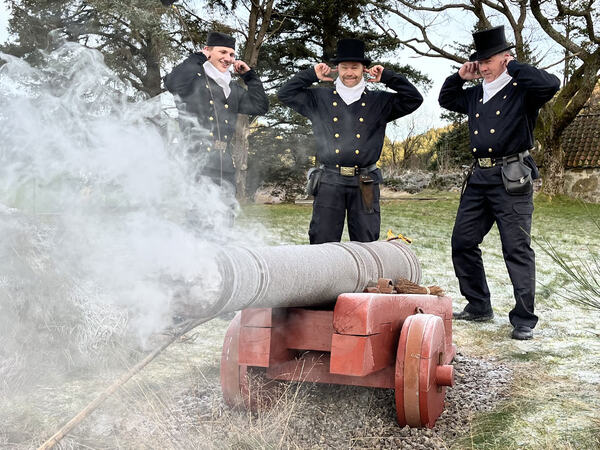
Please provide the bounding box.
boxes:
[220,292,456,428]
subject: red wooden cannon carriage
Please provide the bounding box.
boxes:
[220,286,456,428]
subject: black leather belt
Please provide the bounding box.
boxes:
[477,150,530,168]
[322,163,378,176]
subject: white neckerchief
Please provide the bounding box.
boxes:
[203,60,232,98]
[482,70,512,103]
[334,77,366,105]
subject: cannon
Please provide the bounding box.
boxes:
[211,240,456,428]
[36,240,455,449]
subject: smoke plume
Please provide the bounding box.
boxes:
[0,40,253,392]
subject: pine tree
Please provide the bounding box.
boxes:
[1,0,203,97]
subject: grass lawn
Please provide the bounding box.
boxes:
[239,191,600,449]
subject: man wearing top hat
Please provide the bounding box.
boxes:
[164,31,269,188]
[278,38,423,244]
[438,26,560,340]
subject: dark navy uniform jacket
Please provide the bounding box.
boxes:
[164,53,269,178]
[278,68,423,186]
[439,60,560,184]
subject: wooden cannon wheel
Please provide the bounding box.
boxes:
[220,313,280,411]
[395,314,454,428]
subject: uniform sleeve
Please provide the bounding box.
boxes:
[237,69,269,115]
[163,53,206,98]
[506,60,560,110]
[277,68,320,118]
[379,69,423,121]
[438,72,469,114]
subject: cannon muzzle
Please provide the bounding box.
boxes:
[177,240,421,319]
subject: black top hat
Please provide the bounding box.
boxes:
[469,26,514,61]
[206,31,236,49]
[330,39,371,66]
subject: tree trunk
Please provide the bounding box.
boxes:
[540,140,565,196]
[231,0,275,201]
[144,34,163,97]
[537,106,566,196]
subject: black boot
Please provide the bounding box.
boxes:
[453,309,494,322]
[511,325,533,340]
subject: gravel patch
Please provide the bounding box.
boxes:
[162,352,513,449]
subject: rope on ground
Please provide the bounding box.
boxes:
[37,316,215,450]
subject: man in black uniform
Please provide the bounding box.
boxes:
[278,39,423,244]
[164,31,269,188]
[438,26,560,340]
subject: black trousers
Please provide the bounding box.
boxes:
[452,183,538,328]
[309,182,380,244]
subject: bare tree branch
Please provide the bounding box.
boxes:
[369,3,466,63]
[555,0,598,43]
[391,0,474,13]
[530,0,586,56]
[540,51,582,71]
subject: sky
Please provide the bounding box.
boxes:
[393,52,454,137]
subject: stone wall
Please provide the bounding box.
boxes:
[563,168,600,203]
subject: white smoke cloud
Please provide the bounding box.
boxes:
[0,39,247,388]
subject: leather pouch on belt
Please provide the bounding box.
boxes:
[359,174,375,213]
[501,154,532,195]
[306,167,323,196]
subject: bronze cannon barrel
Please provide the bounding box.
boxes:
[180,240,421,319]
